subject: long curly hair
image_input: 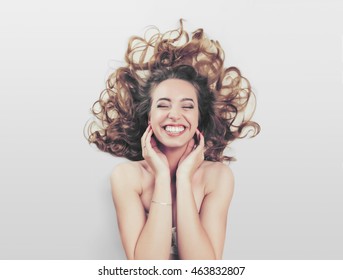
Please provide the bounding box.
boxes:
[87,20,260,162]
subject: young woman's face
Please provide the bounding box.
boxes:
[149,78,199,149]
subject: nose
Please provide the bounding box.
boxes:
[168,107,181,120]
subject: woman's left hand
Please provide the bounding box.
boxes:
[176,129,205,181]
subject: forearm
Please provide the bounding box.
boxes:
[176,177,216,259]
[134,174,172,259]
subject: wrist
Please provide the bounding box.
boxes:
[176,171,191,182]
[176,175,192,188]
[155,173,171,184]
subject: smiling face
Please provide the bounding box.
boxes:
[149,78,199,149]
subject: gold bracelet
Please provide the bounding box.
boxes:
[151,200,172,206]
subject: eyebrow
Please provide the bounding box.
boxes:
[156,98,195,103]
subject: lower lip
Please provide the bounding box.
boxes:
[163,128,186,137]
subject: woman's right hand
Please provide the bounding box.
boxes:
[141,125,170,177]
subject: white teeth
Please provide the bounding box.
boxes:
[164,126,185,133]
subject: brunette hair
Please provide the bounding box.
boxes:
[87,20,260,162]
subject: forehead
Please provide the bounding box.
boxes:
[151,79,198,102]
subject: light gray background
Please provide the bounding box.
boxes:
[0,0,342,259]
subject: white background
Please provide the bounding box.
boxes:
[0,0,342,259]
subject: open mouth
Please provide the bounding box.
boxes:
[163,125,186,135]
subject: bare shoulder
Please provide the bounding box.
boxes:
[201,161,234,180]
[110,161,144,195]
[201,161,234,195]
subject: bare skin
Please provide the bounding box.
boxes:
[111,79,234,260]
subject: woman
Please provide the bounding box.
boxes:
[87,20,260,259]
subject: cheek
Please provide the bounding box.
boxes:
[183,110,199,127]
[191,111,199,127]
[149,111,164,128]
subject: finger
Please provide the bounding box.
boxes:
[193,129,205,154]
[150,135,158,149]
[141,125,149,144]
[141,125,151,148]
[145,126,154,151]
[199,131,205,147]
[179,138,195,162]
[196,129,205,148]
[187,138,195,152]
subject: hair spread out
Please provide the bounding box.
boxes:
[87,19,260,162]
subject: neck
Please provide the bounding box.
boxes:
[160,145,187,181]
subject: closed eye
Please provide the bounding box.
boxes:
[182,103,194,109]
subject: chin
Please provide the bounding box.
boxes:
[155,135,194,150]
